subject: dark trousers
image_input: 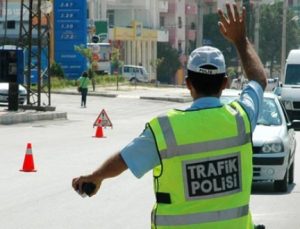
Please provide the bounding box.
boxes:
[81,88,88,106]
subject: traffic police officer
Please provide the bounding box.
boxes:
[73,3,267,229]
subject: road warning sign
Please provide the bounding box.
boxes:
[183,153,241,200]
[93,109,113,128]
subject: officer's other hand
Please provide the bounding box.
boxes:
[72,174,101,197]
[218,3,247,46]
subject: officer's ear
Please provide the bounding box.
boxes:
[186,77,193,90]
[185,77,197,98]
[220,76,228,90]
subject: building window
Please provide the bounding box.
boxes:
[178,41,182,54]
[160,16,165,28]
[107,10,115,28]
[5,20,16,29]
[191,22,195,30]
[178,17,182,29]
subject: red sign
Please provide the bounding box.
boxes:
[93,109,113,128]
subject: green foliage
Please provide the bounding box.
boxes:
[150,58,164,73]
[203,13,237,67]
[227,67,238,79]
[259,2,300,75]
[74,45,92,62]
[157,43,181,83]
[50,62,65,79]
[74,44,97,79]
[51,77,76,89]
[94,75,125,84]
[50,74,125,90]
[111,47,123,72]
[259,3,283,73]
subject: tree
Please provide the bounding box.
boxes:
[259,2,300,76]
[203,13,238,68]
[150,58,164,82]
[50,62,65,79]
[157,43,181,84]
[74,45,97,90]
[110,47,123,90]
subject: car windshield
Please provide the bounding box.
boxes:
[285,64,300,85]
[257,98,281,126]
[221,96,282,126]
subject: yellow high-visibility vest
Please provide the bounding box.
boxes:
[148,101,254,229]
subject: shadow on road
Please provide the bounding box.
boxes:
[251,182,296,195]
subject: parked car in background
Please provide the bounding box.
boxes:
[266,78,279,91]
[221,90,297,192]
[0,83,27,105]
[122,65,149,83]
[273,86,282,99]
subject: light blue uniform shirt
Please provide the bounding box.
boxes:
[121,81,264,178]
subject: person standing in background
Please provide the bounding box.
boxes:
[77,71,90,108]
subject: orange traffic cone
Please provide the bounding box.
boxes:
[20,143,37,172]
[94,118,104,138]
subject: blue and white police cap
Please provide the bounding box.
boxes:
[187,46,226,75]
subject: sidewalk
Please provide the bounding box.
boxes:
[0,85,191,125]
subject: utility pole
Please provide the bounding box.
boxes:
[243,0,253,42]
[254,1,260,53]
[196,0,204,47]
[19,0,54,111]
[280,0,288,81]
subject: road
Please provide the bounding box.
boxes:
[0,93,299,229]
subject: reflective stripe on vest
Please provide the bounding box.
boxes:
[155,204,249,226]
[157,110,250,160]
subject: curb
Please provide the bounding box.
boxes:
[140,96,192,103]
[53,91,117,98]
[0,111,67,125]
[53,90,191,102]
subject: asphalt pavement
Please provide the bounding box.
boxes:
[0,84,191,125]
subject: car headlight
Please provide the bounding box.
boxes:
[261,142,284,153]
[283,100,293,110]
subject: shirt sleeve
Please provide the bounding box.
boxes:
[237,81,264,132]
[120,127,160,178]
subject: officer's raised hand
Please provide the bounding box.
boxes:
[218,3,247,46]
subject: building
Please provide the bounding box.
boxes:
[0,0,26,42]
[88,0,169,81]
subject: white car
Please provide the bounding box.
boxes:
[0,83,27,105]
[221,90,297,192]
[122,65,149,83]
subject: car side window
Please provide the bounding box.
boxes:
[124,67,129,73]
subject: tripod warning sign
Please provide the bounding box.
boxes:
[93,109,113,128]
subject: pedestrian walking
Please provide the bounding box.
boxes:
[72,3,267,229]
[77,71,90,108]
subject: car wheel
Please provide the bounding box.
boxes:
[130,78,137,84]
[288,162,294,184]
[274,168,288,192]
